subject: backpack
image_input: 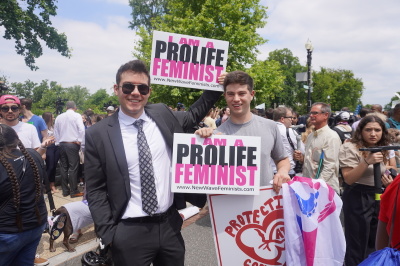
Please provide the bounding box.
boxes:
[333,125,352,143]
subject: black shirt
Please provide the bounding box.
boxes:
[0,149,47,233]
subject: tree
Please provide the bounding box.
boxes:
[83,89,118,113]
[129,0,168,32]
[10,80,37,99]
[0,0,71,70]
[65,85,90,109]
[247,60,285,108]
[312,67,364,111]
[267,48,307,112]
[131,0,268,107]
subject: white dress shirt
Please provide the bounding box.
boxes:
[271,122,305,174]
[54,109,85,145]
[119,110,174,218]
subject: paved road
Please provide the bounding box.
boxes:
[183,208,218,266]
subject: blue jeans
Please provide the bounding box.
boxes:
[0,223,46,266]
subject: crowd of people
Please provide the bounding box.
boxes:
[0,60,399,266]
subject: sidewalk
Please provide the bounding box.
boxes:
[39,193,217,265]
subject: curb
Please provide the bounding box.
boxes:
[48,238,99,266]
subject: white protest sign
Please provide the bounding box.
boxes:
[171,133,260,195]
[208,187,285,266]
[150,31,229,91]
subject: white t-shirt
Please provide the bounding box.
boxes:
[12,121,41,149]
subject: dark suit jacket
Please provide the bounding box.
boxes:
[85,90,221,245]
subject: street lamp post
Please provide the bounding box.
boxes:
[305,39,313,113]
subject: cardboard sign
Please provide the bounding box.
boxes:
[171,133,261,195]
[150,31,229,91]
[208,187,285,266]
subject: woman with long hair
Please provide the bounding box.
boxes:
[42,112,60,193]
[339,115,395,265]
[0,124,47,265]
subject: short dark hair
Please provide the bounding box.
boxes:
[223,71,253,92]
[20,98,33,110]
[116,60,150,86]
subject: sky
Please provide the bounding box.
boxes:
[1,0,399,108]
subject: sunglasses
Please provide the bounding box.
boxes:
[1,106,19,112]
[120,83,150,95]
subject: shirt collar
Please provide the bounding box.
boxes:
[118,109,150,126]
[313,124,329,136]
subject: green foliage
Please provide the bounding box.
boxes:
[10,80,37,99]
[129,0,168,32]
[83,89,119,113]
[247,60,285,108]
[312,67,364,111]
[131,0,268,106]
[267,48,307,112]
[0,0,71,70]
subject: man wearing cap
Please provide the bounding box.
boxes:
[106,106,115,117]
[333,111,353,143]
[0,95,51,156]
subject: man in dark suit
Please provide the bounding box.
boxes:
[85,60,222,265]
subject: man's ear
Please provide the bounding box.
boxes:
[113,84,119,95]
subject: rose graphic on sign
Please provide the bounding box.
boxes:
[236,209,285,265]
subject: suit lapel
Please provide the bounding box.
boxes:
[145,106,174,149]
[107,113,131,198]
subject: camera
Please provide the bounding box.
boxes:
[0,81,8,95]
[177,103,185,111]
[55,98,68,115]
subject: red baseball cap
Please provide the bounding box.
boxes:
[0,95,21,105]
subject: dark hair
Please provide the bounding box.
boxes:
[20,98,33,110]
[42,112,53,129]
[352,115,389,160]
[0,124,43,231]
[223,71,253,92]
[116,60,150,86]
[359,108,371,118]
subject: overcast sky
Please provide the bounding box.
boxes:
[1,0,399,109]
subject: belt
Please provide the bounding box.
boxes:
[123,206,175,223]
[60,141,79,145]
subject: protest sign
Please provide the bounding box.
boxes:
[150,31,229,91]
[171,133,260,195]
[208,187,285,266]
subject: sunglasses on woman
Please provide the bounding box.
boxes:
[119,83,150,95]
[0,105,19,112]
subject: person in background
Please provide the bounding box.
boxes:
[20,98,48,142]
[0,124,48,266]
[294,102,341,194]
[54,101,85,198]
[339,115,395,265]
[376,172,400,250]
[0,95,52,157]
[387,103,400,129]
[216,107,230,126]
[203,108,217,129]
[272,107,305,177]
[42,112,60,193]
[106,106,116,117]
[352,108,371,131]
